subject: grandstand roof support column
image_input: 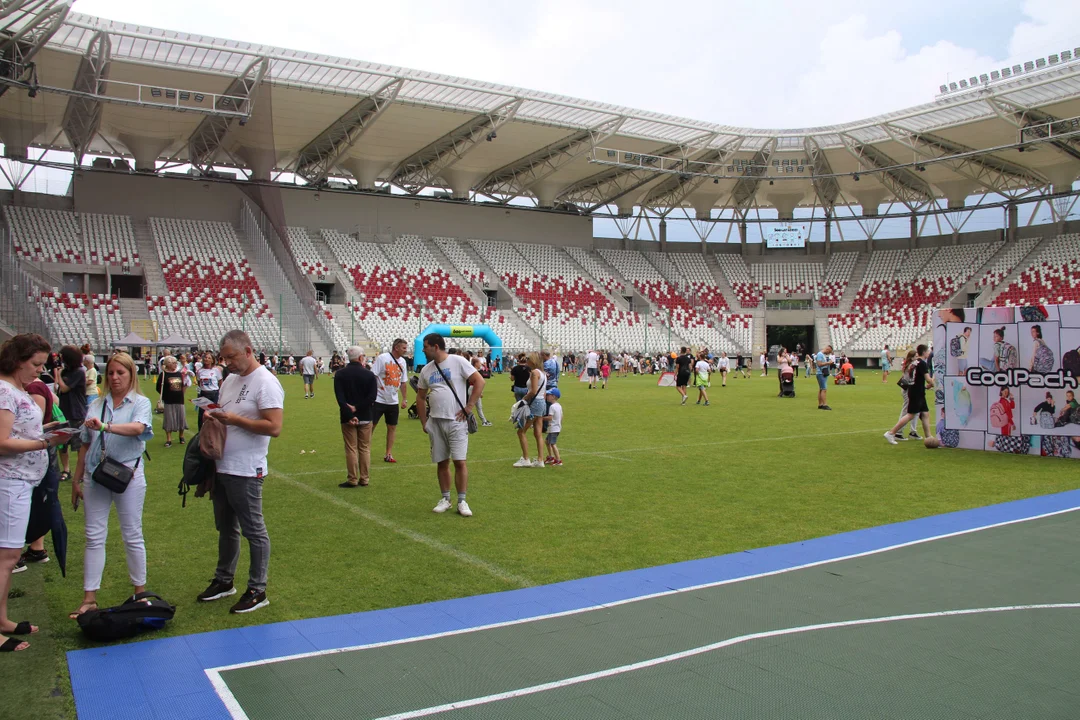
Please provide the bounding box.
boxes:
[910,214,919,250]
[236,146,275,181]
[1007,202,1018,244]
[824,211,832,255]
[185,56,269,174]
[340,158,382,191]
[117,134,169,172]
[738,217,748,248]
[658,218,667,251]
[0,117,45,160]
[531,181,560,208]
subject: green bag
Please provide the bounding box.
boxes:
[52,404,67,424]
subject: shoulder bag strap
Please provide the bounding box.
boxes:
[432,358,468,414]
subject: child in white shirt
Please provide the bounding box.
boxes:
[542,388,563,466]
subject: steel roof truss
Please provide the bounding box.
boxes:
[292,77,403,186]
[185,55,269,173]
[474,116,626,201]
[61,29,110,164]
[731,137,777,210]
[642,136,744,212]
[0,0,71,98]
[838,134,934,209]
[804,137,840,210]
[389,97,523,194]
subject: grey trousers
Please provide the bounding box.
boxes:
[213,473,270,593]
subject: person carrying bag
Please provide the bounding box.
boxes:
[70,353,154,621]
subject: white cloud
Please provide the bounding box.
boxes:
[53,0,1080,131]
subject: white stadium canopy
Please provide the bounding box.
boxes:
[2,1,1080,219]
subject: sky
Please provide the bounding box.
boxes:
[74,0,1080,128]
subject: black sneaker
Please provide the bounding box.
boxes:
[821,405,833,411]
[909,432,922,440]
[12,559,26,574]
[19,548,49,564]
[197,579,237,602]
[230,588,269,614]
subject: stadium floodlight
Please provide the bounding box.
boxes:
[939,85,948,94]
[150,87,161,97]
[713,178,719,184]
[990,71,1000,81]
[194,93,204,102]
[959,79,968,89]
[917,165,926,172]
[853,174,860,181]
[1013,64,1022,74]
[1063,51,1073,61]
[1049,54,1059,65]
[1024,61,1034,71]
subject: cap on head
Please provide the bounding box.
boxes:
[546,387,561,399]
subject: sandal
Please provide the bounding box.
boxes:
[4,621,37,636]
[68,602,97,620]
[60,471,70,482]
[0,637,29,652]
[164,442,172,448]
[178,438,185,445]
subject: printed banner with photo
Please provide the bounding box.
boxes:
[933,304,1080,459]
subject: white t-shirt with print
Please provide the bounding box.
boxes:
[418,354,477,421]
[695,360,710,378]
[718,357,729,370]
[372,352,408,405]
[547,402,563,433]
[0,379,47,483]
[299,356,317,376]
[215,365,285,478]
[586,352,599,369]
[197,367,222,393]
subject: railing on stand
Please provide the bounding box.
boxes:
[239,201,333,355]
[0,226,50,341]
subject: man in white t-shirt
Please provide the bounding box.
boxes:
[585,350,599,389]
[197,330,284,615]
[416,333,484,517]
[299,350,318,399]
[371,339,409,463]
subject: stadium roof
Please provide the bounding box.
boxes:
[3,2,1080,218]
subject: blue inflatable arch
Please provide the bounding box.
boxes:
[413,323,503,370]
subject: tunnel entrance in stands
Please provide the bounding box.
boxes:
[766,325,814,357]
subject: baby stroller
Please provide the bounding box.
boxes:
[779,367,796,398]
[406,375,421,419]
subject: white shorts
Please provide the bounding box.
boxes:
[428,417,469,463]
[0,478,33,549]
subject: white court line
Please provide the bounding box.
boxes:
[274,470,534,589]
[373,603,1080,720]
[204,502,1080,720]
[284,427,884,477]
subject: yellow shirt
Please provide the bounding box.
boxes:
[86,366,99,397]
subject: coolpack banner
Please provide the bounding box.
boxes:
[933,304,1080,458]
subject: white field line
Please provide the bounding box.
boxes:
[273,469,534,589]
[205,502,1080,720]
[371,603,1080,720]
[284,427,885,477]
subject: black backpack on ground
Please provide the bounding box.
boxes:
[77,592,176,642]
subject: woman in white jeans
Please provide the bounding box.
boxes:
[69,352,153,619]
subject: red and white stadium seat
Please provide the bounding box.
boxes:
[286,227,331,276]
[991,234,1080,306]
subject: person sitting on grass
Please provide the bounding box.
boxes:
[542,388,563,466]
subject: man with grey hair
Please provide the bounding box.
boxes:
[197,330,284,614]
[334,346,377,488]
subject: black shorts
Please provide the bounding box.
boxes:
[907,392,929,415]
[676,372,691,388]
[372,402,400,426]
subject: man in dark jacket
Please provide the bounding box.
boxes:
[334,346,378,488]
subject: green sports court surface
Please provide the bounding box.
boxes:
[71,491,1080,719]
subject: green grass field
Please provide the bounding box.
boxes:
[7,368,1080,718]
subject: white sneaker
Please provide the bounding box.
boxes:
[884,432,898,445]
[513,457,531,468]
[433,497,452,513]
[532,459,545,468]
[457,500,472,517]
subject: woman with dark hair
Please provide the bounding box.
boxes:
[885,345,934,444]
[0,334,66,652]
[993,328,1018,371]
[990,387,1016,436]
[1029,325,1055,373]
[53,345,88,481]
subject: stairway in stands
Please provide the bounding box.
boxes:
[132,220,168,297]
[837,251,869,313]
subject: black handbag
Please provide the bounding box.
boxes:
[91,400,138,494]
